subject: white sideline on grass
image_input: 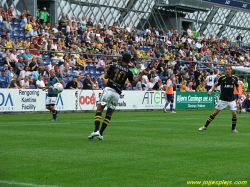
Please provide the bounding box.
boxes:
[0,180,61,187]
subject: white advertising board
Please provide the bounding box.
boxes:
[0,89,175,112]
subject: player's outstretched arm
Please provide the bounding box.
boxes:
[131,69,148,86]
[208,85,217,96]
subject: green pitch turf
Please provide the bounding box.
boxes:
[0,110,249,187]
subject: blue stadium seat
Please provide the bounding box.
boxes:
[43,55,50,59]
[61,27,66,33]
[62,77,69,84]
[13,32,20,38]
[29,85,36,89]
[43,60,50,65]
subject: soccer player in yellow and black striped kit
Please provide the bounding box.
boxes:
[199,65,240,133]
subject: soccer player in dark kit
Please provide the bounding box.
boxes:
[199,65,240,133]
[88,53,148,140]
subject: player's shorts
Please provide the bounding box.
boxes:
[98,87,120,110]
[234,94,240,100]
[215,100,237,111]
[166,94,173,101]
[46,96,57,106]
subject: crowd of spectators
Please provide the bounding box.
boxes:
[0,5,250,92]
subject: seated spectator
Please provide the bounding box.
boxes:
[20,66,33,80]
[36,75,45,89]
[43,74,49,86]
[135,77,143,91]
[92,77,100,90]
[26,26,38,38]
[65,76,78,89]
[83,74,93,89]
[23,48,33,62]
[29,57,38,71]
[152,79,164,91]
[196,81,206,92]
[9,76,22,89]
[145,78,155,91]
[3,17,12,33]
[21,76,30,89]
[0,69,11,88]
[25,19,33,34]
[77,76,83,89]
[2,49,15,67]
[76,54,86,70]
[9,66,17,81]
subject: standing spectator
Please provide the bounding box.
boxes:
[9,76,22,89]
[236,33,243,47]
[187,26,193,38]
[0,69,11,88]
[59,13,68,27]
[3,17,12,33]
[65,76,78,89]
[39,7,49,24]
[83,74,93,89]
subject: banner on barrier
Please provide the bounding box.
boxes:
[0,89,174,112]
[175,92,220,109]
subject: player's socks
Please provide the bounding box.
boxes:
[94,112,102,132]
[100,116,111,136]
[205,114,215,127]
[52,110,56,119]
[164,102,169,109]
[239,104,242,113]
[232,117,237,130]
[170,103,173,112]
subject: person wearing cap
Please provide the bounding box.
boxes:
[39,7,49,24]
[0,69,11,88]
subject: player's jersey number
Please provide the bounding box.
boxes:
[114,68,126,83]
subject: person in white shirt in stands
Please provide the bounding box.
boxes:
[52,23,59,34]
[125,23,131,33]
[21,76,30,89]
[195,40,203,50]
[145,78,155,91]
[36,75,45,89]
[187,26,193,38]
[20,66,33,80]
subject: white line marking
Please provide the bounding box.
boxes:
[0,180,61,187]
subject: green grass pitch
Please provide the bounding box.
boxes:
[0,110,249,187]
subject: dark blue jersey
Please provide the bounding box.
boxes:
[48,76,60,95]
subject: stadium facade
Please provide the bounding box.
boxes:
[1,0,250,44]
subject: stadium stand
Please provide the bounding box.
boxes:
[0,1,249,91]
